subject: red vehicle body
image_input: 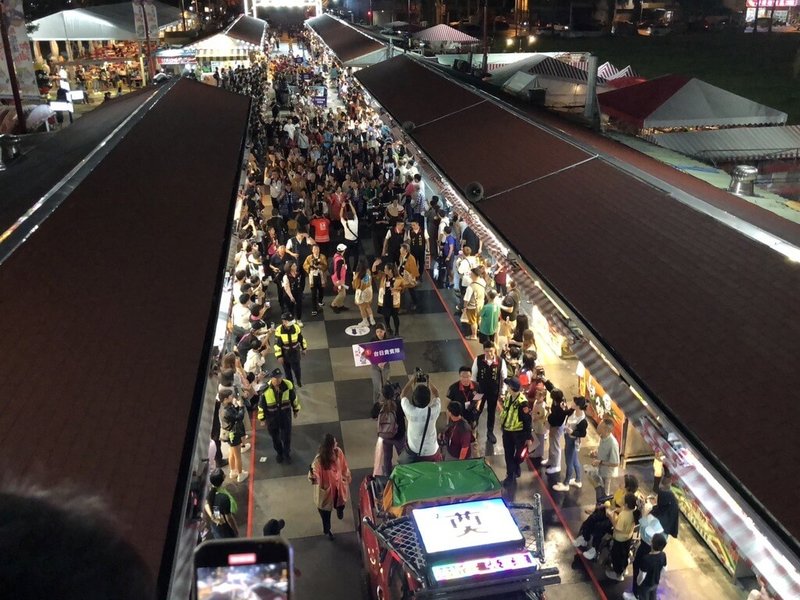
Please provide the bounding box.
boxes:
[356,461,559,600]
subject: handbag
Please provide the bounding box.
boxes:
[398,407,431,464]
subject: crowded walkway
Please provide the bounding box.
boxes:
[203,27,755,600]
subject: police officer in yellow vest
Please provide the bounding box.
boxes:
[499,376,532,486]
[258,367,301,464]
[274,312,308,387]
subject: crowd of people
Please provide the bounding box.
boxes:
[199,27,719,600]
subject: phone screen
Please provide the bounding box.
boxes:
[195,538,291,600]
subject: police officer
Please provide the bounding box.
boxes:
[499,376,532,486]
[471,342,508,444]
[273,312,307,387]
[258,368,301,464]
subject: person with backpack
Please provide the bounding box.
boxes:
[371,383,406,475]
[330,244,349,312]
[204,468,238,539]
[441,401,473,460]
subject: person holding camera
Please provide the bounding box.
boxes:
[471,342,508,444]
[399,371,442,463]
[499,376,532,486]
[258,368,301,464]
[303,243,328,316]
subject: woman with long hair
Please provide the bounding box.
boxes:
[352,256,375,327]
[373,258,404,336]
[308,434,352,540]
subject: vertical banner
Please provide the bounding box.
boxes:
[133,0,159,40]
[0,0,39,100]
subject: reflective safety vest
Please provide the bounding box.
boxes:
[258,380,300,421]
[500,392,529,433]
[273,323,307,359]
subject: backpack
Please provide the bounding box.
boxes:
[377,409,398,439]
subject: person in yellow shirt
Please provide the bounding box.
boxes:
[606,492,637,581]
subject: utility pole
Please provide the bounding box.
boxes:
[0,0,25,133]
[481,0,487,74]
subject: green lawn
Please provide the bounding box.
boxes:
[502,32,800,123]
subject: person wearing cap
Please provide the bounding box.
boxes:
[471,342,508,445]
[553,397,588,492]
[499,376,532,486]
[330,243,349,312]
[258,368,301,464]
[273,312,307,387]
[262,518,286,536]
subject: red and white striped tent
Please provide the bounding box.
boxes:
[412,24,479,44]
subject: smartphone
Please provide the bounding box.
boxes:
[194,537,292,600]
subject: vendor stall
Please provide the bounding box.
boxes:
[185,16,268,75]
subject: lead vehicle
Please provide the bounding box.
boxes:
[357,459,560,599]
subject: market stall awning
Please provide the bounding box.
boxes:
[224,14,268,48]
[28,1,182,41]
[598,74,788,129]
[186,30,261,56]
[647,125,800,162]
[412,23,479,43]
[305,14,384,65]
[0,79,250,594]
[355,56,800,594]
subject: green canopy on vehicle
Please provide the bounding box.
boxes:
[384,459,502,515]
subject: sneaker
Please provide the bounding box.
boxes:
[237,471,249,483]
[622,593,637,600]
[572,535,587,548]
[552,482,570,492]
[369,316,376,325]
[311,310,318,316]
[545,466,561,474]
[229,470,239,479]
[357,319,368,327]
[569,479,583,488]
[487,431,497,444]
[582,547,597,560]
[318,302,324,307]
[605,569,624,582]
[240,443,251,453]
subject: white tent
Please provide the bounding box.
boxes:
[29,2,182,41]
[487,54,549,86]
[502,71,538,95]
[413,24,479,43]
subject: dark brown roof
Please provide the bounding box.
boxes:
[306,14,383,63]
[0,87,159,238]
[226,14,268,46]
[0,79,249,592]
[357,55,800,551]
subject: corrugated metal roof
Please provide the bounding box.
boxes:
[224,14,268,48]
[647,126,800,162]
[355,56,800,572]
[305,14,384,64]
[0,79,250,593]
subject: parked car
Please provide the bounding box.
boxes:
[637,21,672,36]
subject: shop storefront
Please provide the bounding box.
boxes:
[576,361,652,461]
[746,0,800,23]
[155,48,197,75]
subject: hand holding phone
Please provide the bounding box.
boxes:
[194,537,292,600]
